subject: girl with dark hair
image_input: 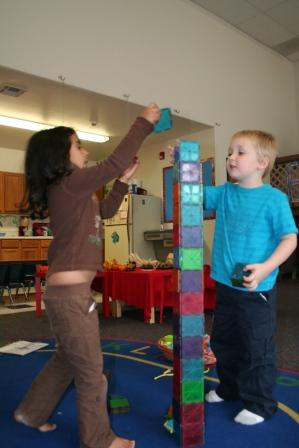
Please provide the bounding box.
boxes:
[15,102,160,448]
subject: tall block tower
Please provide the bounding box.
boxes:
[172,140,204,447]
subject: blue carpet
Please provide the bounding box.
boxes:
[0,338,298,447]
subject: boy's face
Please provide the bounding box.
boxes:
[227,136,268,186]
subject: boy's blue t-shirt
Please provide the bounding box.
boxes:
[204,182,298,291]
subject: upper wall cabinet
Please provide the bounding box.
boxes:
[0,171,25,213]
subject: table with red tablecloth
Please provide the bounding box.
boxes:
[35,266,215,321]
[99,269,174,324]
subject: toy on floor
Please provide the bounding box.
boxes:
[158,334,216,367]
[108,395,130,414]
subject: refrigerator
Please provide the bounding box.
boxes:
[104,194,162,263]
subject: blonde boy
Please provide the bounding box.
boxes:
[204,130,297,425]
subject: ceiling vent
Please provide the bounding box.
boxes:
[0,83,27,97]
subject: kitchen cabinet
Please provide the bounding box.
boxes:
[0,171,25,213]
[0,238,52,262]
[0,172,4,212]
[40,239,52,259]
[21,239,41,261]
[0,239,22,261]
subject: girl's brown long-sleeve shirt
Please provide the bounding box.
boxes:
[47,117,152,276]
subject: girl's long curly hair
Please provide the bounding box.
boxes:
[21,126,75,218]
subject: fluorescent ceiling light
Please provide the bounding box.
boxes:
[0,115,109,143]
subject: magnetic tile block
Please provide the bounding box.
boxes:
[174,145,180,163]
[181,248,203,270]
[173,334,203,359]
[173,354,182,380]
[172,271,179,293]
[173,224,180,246]
[182,426,205,448]
[181,226,202,248]
[182,379,204,404]
[180,162,200,183]
[173,181,180,205]
[181,314,204,337]
[173,201,180,226]
[181,184,202,205]
[173,291,204,315]
[173,420,204,448]
[179,140,200,162]
[173,401,204,425]
[173,163,180,182]
[181,270,203,292]
[182,358,204,380]
[173,247,180,269]
[153,107,172,133]
[181,205,202,226]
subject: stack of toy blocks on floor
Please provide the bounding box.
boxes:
[173,140,204,447]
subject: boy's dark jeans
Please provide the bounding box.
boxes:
[211,282,278,419]
[14,283,115,448]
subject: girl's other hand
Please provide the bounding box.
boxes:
[168,139,179,165]
[119,157,140,183]
[140,102,160,125]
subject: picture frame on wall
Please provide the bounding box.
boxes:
[163,158,216,223]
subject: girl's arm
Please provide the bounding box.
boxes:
[99,157,139,219]
[64,103,159,196]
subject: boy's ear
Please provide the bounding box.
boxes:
[258,156,269,172]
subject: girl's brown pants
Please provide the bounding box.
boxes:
[14,283,115,448]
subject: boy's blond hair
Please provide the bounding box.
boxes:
[232,130,278,178]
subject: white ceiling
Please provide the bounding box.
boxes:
[0,65,207,161]
[191,0,299,61]
[1,0,298,159]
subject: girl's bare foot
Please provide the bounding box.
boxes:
[15,412,57,432]
[109,437,135,448]
[38,422,57,432]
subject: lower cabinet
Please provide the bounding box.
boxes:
[0,239,52,262]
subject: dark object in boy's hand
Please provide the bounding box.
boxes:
[231,263,251,287]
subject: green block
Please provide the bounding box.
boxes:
[181,248,203,270]
[108,395,129,408]
[182,379,204,404]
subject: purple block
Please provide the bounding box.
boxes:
[180,162,200,183]
[173,334,203,359]
[181,226,202,247]
[181,270,202,292]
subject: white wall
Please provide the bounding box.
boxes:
[295,61,299,146]
[137,127,215,263]
[0,147,24,172]
[0,0,298,183]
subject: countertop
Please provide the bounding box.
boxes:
[0,236,53,239]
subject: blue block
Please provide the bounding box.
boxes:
[179,140,200,162]
[153,107,172,133]
[182,315,204,337]
[181,205,202,226]
[181,184,202,205]
[183,358,204,380]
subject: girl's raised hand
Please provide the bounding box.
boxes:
[119,157,140,183]
[140,102,160,125]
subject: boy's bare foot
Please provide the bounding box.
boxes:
[15,412,57,432]
[109,437,135,448]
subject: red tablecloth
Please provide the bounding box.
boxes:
[99,269,174,323]
[35,267,215,319]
